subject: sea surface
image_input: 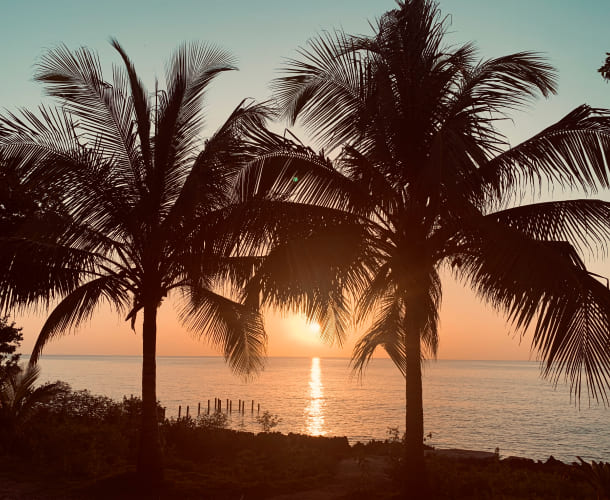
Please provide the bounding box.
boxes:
[36,355,609,463]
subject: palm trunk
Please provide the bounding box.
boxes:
[404,312,428,496]
[137,300,163,481]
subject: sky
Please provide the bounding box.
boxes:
[1,0,609,361]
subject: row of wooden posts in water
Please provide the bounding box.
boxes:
[170,398,262,420]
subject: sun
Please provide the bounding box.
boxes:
[308,322,321,334]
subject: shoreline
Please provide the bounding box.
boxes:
[33,356,610,464]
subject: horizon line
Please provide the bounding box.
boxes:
[27,353,539,362]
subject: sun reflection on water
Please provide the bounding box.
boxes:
[305,357,326,436]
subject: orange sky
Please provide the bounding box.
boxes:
[15,273,544,361]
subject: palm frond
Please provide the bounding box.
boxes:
[0,364,66,423]
[165,99,276,231]
[34,44,143,188]
[30,276,130,363]
[0,236,94,313]
[489,199,610,259]
[0,106,84,171]
[242,220,375,346]
[0,107,139,247]
[479,105,610,199]
[240,152,351,209]
[351,297,405,377]
[273,30,366,150]
[155,41,236,185]
[456,220,610,403]
[354,262,393,325]
[110,38,152,175]
[179,288,266,377]
[532,270,610,404]
[458,52,557,117]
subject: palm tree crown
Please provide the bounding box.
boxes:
[237,0,610,493]
[0,40,269,477]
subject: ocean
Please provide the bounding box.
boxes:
[36,355,609,463]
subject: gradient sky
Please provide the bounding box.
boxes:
[1,0,609,360]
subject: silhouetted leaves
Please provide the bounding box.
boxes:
[244,0,610,405]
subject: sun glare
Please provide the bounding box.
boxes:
[308,322,321,334]
[305,357,326,435]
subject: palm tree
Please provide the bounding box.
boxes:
[236,0,610,493]
[0,41,269,479]
[0,363,66,432]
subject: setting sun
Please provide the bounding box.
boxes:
[308,322,321,334]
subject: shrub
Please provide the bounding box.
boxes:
[256,410,282,432]
[194,410,227,429]
[578,457,610,499]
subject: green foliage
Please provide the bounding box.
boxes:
[385,426,405,483]
[0,317,23,382]
[0,155,63,236]
[256,410,282,432]
[0,400,602,500]
[0,364,67,434]
[1,386,166,477]
[599,52,610,81]
[157,422,349,497]
[578,457,610,499]
[196,410,229,429]
[425,455,595,500]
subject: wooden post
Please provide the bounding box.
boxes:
[229,400,232,413]
[251,400,254,413]
[162,407,166,419]
[226,398,229,412]
[186,405,190,418]
[178,405,182,419]
[257,403,260,414]
[207,400,210,414]
[218,399,221,412]
[198,402,201,416]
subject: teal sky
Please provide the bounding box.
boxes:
[2,0,610,358]
[2,0,609,144]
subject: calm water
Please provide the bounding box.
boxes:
[36,355,609,463]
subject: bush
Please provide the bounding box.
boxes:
[256,410,282,432]
[1,385,169,478]
[196,411,229,429]
[0,317,23,383]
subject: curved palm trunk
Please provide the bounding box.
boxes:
[404,308,428,496]
[137,301,163,481]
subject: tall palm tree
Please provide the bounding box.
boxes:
[236,0,610,493]
[0,41,269,478]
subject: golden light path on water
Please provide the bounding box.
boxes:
[305,357,326,436]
